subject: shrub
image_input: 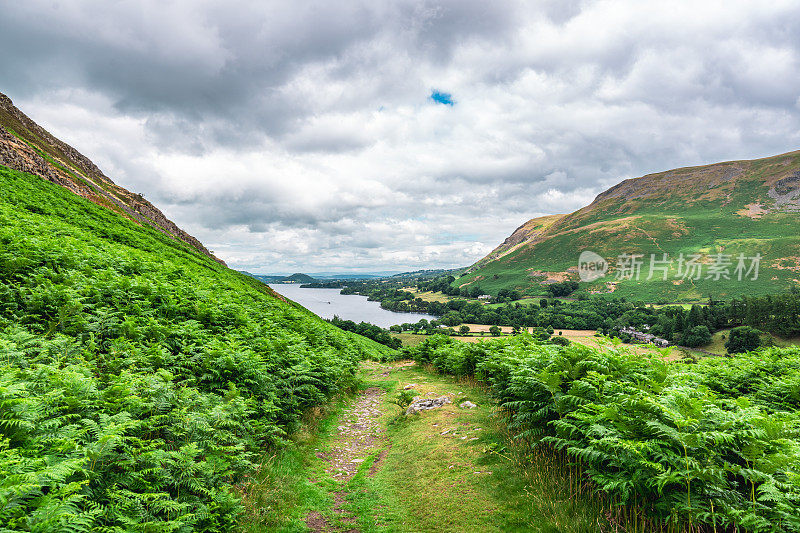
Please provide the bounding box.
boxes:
[726,326,762,354]
[408,331,800,531]
[549,335,570,346]
[0,166,386,530]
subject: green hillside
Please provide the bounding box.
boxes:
[458,150,800,301]
[0,91,221,262]
[281,273,318,283]
[0,164,390,530]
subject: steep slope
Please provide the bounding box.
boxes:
[459,150,800,301]
[0,165,391,529]
[467,214,565,271]
[0,91,222,263]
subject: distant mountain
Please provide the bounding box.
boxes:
[458,150,800,301]
[282,273,318,283]
[246,272,319,284]
[389,268,464,279]
[247,272,408,282]
[0,91,222,263]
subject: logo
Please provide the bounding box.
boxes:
[578,250,608,282]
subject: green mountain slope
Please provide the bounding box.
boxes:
[0,91,222,263]
[0,164,390,530]
[458,150,800,301]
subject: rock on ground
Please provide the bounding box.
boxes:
[406,396,451,415]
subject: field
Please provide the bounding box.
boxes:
[394,327,677,357]
[684,328,800,357]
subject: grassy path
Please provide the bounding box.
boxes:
[242,360,605,532]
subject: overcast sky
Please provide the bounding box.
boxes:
[3,1,800,273]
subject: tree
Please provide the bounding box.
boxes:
[550,335,570,346]
[687,304,704,328]
[725,326,762,354]
[674,311,685,335]
[547,281,579,297]
[682,325,712,348]
[459,325,470,335]
[489,325,501,336]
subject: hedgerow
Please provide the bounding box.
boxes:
[406,335,800,531]
[0,165,388,531]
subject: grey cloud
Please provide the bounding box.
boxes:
[4,1,800,272]
[0,0,522,151]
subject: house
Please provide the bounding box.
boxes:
[619,326,670,347]
[477,295,492,300]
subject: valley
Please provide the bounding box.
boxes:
[1,78,800,533]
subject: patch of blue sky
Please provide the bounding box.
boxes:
[430,90,454,106]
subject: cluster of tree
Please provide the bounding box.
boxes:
[725,325,763,354]
[328,316,402,349]
[725,292,800,338]
[496,288,522,302]
[384,289,800,353]
[546,280,579,297]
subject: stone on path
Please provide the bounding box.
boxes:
[405,396,451,415]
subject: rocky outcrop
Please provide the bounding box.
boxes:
[0,126,82,194]
[0,92,224,264]
[0,92,109,183]
[768,172,800,211]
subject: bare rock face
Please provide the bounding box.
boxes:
[0,92,225,265]
[405,396,451,415]
[0,126,83,195]
[768,172,800,211]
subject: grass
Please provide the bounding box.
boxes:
[369,362,614,532]
[245,360,614,532]
[456,153,800,302]
[238,396,351,532]
[684,328,800,357]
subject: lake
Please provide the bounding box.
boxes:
[268,283,437,328]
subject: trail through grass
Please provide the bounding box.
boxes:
[244,360,608,532]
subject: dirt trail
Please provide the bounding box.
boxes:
[296,360,598,532]
[306,387,386,532]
